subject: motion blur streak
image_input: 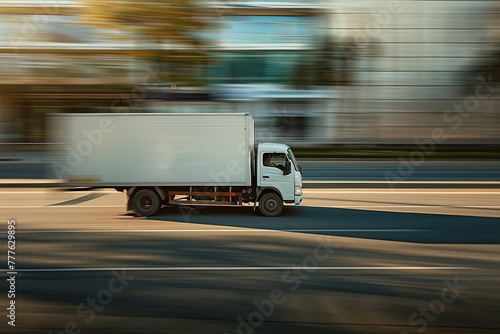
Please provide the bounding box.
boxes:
[0,0,498,147]
[1,1,500,334]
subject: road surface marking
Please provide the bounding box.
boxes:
[305,190,500,194]
[306,204,500,210]
[284,229,427,232]
[0,266,471,273]
[0,229,428,234]
[0,190,118,194]
[306,205,500,209]
[1,204,499,210]
[0,205,124,209]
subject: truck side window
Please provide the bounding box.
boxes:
[263,153,274,167]
[263,153,287,171]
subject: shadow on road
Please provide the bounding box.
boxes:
[150,205,500,244]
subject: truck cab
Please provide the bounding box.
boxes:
[256,143,303,216]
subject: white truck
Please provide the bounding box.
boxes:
[48,113,303,217]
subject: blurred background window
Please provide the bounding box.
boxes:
[219,16,320,45]
[207,52,302,84]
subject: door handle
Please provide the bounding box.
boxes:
[262,176,270,179]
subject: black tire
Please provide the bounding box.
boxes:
[258,192,283,217]
[133,189,161,217]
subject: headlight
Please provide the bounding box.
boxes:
[294,182,302,196]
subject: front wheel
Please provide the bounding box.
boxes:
[258,192,283,217]
[133,189,161,217]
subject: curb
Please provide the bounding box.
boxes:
[302,181,500,189]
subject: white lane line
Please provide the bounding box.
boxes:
[0,229,428,234]
[2,205,499,210]
[0,266,471,273]
[285,229,427,232]
[0,191,57,194]
[306,205,441,208]
[1,204,499,211]
[305,191,500,194]
[308,205,500,209]
[306,205,500,210]
[0,190,118,194]
[0,205,123,209]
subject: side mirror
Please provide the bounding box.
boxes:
[283,160,292,175]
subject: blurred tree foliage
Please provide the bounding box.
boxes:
[78,0,214,87]
[289,35,361,88]
[464,46,500,96]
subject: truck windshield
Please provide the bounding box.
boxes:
[287,148,300,172]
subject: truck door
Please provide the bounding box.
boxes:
[257,151,295,202]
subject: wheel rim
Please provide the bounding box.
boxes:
[264,197,279,213]
[139,195,153,210]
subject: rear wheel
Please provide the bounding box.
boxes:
[258,192,283,217]
[133,189,161,217]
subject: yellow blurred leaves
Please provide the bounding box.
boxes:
[78,0,213,46]
[77,0,214,85]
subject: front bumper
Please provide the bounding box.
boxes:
[295,194,303,205]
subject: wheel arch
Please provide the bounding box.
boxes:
[257,187,283,202]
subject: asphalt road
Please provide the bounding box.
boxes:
[1,160,500,181]
[0,188,499,333]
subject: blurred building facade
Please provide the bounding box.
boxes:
[0,0,499,145]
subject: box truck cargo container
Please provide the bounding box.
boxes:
[48,113,303,217]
